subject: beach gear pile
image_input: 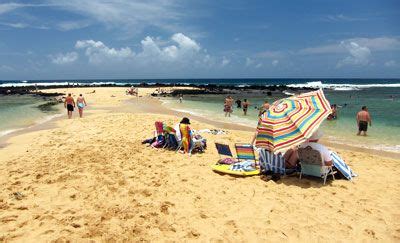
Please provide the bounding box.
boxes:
[211,143,260,176]
[142,121,207,154]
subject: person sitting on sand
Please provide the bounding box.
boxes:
[356,106,372,136]
[242,99,250,115]
[64,93,75,119]
[224,96,234,117]
[76,94,87,118]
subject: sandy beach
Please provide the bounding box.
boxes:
[0,87,399,242]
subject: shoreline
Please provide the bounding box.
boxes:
[1,87,399,160]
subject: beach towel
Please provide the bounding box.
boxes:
[259,149,286,174]
[330,151,357,181]
[180,124,191,153]
[230,161,256,172]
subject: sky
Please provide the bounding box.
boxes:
[0,0,399,80]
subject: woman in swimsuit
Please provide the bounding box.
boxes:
[242,99,250,115]
[76,94,87,118]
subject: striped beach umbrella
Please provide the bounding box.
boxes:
[255,89,331,153]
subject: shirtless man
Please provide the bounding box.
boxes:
[258,101,270,116]
[356,106,372,136]
[64,93,75,119]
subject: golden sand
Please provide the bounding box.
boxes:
[0,87,399,242]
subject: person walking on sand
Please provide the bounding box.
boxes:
[76,94,87,118]
[224,95,234,117]
[356,106,372,136]
[242,99,250,115]
[64,93,75,119]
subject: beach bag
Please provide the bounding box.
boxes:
[151,135,165,148]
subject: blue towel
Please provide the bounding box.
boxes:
[330,151,357,181]
[259,149,286,174]
[230,161,256,172]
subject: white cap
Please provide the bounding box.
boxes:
[309,129,323,141]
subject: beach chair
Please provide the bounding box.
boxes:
[234,143,256,162]
[298,146,336,185]
[214,143,238,164]
[330,151,357,181]
[215,143,234,158]
[258,149,287,175]
[151,121,165,148]
[163,126,178,150]
[211,143,260,176]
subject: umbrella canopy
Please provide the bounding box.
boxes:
[255,89,331,153]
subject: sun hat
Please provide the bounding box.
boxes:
[180,117,191,124]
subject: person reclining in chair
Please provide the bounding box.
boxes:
[299,129,333,166]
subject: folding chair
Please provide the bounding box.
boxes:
[298,146,336,185]
[234,143,256,162]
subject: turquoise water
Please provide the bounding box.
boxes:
[162,88,400,153]
[0,95,62,137]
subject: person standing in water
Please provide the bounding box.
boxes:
[76,94,87,118]
[224,96,234,117]
[179,94,183,103]
[356,106,372,136]
[64,93,75,119]
[258,100,270,116]
[242,99,250,115]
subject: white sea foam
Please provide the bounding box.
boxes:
[283,90,295,96]
[287,81,400,91]
[0,128,24,137]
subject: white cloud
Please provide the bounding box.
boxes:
[0,22,28,28]
[337,41,371,68]
[384,60,398,67]
[246,57,254,67]
[73,33,209,68]
[255,63,263,68]
[0,65,14,72]
[322,14,366,22]
[57,20,91,31]
[137,33,201,62]
[272,60,279,66]
[75,40,134,63]
[46,0,184,34]
[256,50,284,58]
[0,3,26,15]
[221,56,230,67]
[299,37,400,55]
[50,52,79,64]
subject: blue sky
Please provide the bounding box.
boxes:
[0,0,399,80]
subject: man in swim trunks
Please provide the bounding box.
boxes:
[64,93,75,119]
[356,106,372,136]
[76,94,87,118]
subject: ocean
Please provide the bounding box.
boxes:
[1,78,400,152]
